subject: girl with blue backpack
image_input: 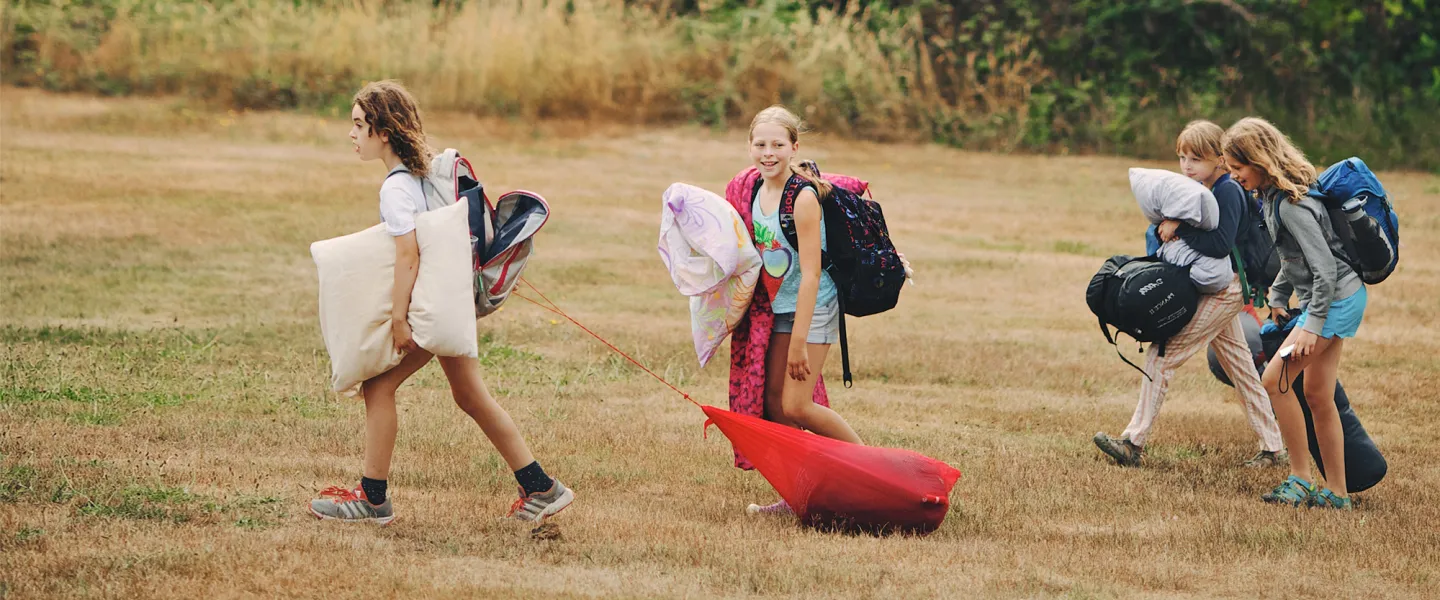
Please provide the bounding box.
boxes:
[1222,117,1364,510]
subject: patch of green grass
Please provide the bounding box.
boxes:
[1146,444,1217,466]
[1,386,190,426]
[138,392,187,408]
[1171,446,1205,461]
[0,386,108,405]
[0,386,127,425]
[77,485,195,523]
[477,333,542,368]
[0,325,225,365]
[206,494,281,512]
[15,527,45,542]
[0,465,39,503]
[49,480,78,504]
[234,517,270,529]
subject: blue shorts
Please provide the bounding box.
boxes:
[1294,286,1367,339]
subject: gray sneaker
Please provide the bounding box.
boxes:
[310,486,395,525]
[1094,432,1143,467]
[507,480,574,523]
[1244,450,1289,468]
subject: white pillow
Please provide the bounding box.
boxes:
[311,200,478,395]
[411,201,479,358]
[1129,167,1219,229]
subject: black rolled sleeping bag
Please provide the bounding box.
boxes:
[1207,316,1387,493]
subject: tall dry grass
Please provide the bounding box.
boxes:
[2,0,1046,143]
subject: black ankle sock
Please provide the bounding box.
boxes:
[360,476,388,505]
[514,461,554,496]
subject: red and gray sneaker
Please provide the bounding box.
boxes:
[506,480,574,523]
[310,486,395,526]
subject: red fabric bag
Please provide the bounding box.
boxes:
[702,405,961,535]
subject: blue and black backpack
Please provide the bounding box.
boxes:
[1286,157,1401,285]
[765,161,907,387]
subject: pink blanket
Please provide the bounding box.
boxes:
[721,166,869,469]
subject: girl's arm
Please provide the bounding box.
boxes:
[1174,184,1243,258]
[1267,260,1296,325]
[391,231,422,352]
[1266,205,1296,317]
[788,187,823,381]
[1283,201,1339,337]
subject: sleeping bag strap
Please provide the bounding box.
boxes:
[1100,320,1153,382]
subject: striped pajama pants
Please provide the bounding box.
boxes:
[1121,279,1284,451]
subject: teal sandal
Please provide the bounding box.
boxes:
[1310,487,1354,511]
[1262,475,1315,507]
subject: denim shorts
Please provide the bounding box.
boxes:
[773,299,841,345]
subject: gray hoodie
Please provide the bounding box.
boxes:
[1261,187,1363,336]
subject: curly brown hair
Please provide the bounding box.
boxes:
[353,80,433,177]
[1221,117,1317,203]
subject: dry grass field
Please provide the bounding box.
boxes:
[2,87,1439,599]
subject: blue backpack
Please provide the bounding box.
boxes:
[1294,157,1400,284]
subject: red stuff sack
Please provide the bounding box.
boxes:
[702,405,961,535]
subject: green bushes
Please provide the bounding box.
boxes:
[3,0,1436,169]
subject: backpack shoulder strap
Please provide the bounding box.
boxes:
[777,173,811,252]
[1232,246,1258,306]
[384,168,430,213]
[778,173,834,272]
[1279,193,1364,275]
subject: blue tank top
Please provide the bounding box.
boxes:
[752,184,838,313]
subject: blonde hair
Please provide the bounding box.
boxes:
[1176,120,1225,165]
[353,80,434,177]
[748,105,832,199]
[1221,117,1316,203]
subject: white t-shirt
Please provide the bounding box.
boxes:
[379,165,426,237]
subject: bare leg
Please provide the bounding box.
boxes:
[438,355,536,471]
[360,350,434,480]
[763,333,798,428]
[778,342,862,444]
[1260,327,1337,484]
[1301,338,1348,496]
